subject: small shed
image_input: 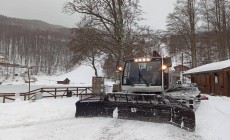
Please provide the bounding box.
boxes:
[64,78,70,84]
[57,78,70,84]
[184,60,230,96]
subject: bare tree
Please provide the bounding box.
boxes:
[212,0,228,60]
[167,0,198,68]
[69,27,104,76]
[64,0,144,68]
[198,0,230,60]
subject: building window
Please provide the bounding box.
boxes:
[215,75,218,84]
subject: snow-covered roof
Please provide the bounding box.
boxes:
[184,59,230,74]
[0,56,4,59]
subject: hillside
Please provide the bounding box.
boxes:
[0,15,65,31]
[0,15,74,75]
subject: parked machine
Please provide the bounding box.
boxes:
[75,53,196,131]
[119,56,176,93]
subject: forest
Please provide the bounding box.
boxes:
[166,0,230,68]
[0,15,74,75]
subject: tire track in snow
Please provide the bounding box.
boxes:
[167,126,204,140]
[97,119,125,140]
[0,117,75,129]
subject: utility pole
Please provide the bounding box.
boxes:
[182,53,184,83]
[27,68,30,99]
[161,56,164,92]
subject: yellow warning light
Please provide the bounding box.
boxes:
[134,57,151,62]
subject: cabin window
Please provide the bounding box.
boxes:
[215,75,218,84]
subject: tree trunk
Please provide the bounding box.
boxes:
[189,0,197,68]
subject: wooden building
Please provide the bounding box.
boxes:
[184,60,230,96]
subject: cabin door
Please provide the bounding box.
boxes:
[228,72,230,96]
[210,74,215,94]
[204,75,210,93]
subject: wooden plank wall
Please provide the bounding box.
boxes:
[191,70,230,96]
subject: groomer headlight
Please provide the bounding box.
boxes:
[162,65,167,70]
[118,66,123,72]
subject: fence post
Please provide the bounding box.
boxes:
[23,93,26,101]
[41,88,43,99]
[3,95,5,103]
[55,88,57,99]
[67,88,68,97]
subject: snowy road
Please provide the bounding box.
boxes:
[0,95,229,140]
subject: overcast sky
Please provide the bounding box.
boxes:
[0,0,176,30]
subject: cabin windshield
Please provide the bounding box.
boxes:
[122,60,162,86]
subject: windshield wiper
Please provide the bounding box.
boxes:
[138,71,149,86]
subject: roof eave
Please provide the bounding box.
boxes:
[184,69,222,75]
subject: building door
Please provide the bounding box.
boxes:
[206,75,211,93]
[210,74,215,94]
[228,72,230,96]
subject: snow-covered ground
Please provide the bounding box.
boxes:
[0,95,230,140]
[1,65,101,86]
[0,65,105,93]
[0,65,230,140]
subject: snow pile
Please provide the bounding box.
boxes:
[184,59,230,74]
[113,107,119,119]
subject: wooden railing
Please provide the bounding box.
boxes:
[0,93,16,103]
[0,86,93,103]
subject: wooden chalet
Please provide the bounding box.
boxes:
[184,60,230,96]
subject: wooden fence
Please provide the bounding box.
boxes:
[0,86,93,103]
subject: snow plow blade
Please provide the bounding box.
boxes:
[75,93,195,131]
